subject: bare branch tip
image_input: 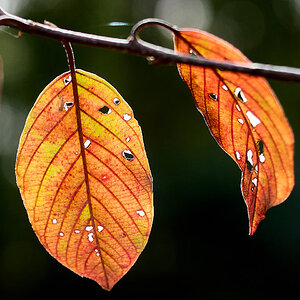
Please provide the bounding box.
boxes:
[0,6,6,15]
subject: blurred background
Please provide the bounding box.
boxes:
[0,0,299,299]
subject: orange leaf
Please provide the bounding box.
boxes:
[174,29,294,234]
[16,70,153,290]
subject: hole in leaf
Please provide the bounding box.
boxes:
[259,153,266,163]
[252,178,258,186]
[246,150,253,173]
[122,150,134,161]
[113,98,120,105]
[99,106,111,114]
[234,87,247,103]
[235,151,241,160]
[222,85,229,91]
[208,93,218,101]
[257,140,264,155]
[64,102,73,111]
[123,113,131,121]
[246,111,261,128]
[189,48,197,56]
[63,76,72,85]
[84,140,91,149]
[136,210,145,216]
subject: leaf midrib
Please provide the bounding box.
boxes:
[70,69,110,289]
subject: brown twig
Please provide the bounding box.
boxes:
[1,7,300,81]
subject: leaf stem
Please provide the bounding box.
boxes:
[1,7,300,81]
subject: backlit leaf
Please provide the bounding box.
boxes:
[174,29,294,234]
[16,70,153,290]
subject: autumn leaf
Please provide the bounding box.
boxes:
[15,70,153,290]
[174,29,294,234]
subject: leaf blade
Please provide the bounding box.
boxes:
[174,29,294,234]
[16,70,153,289]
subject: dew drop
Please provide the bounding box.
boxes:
[254,165,258,173]
[123,113,132,121]
[236,104,241,112]
[113,98,120,105]
[52,218,57,224]
[122,150,134,161]
[246,111,261,128]
[259,153,266,163]
[125,137,131,142]
[98,106,111,114]
[238,118,244,124]
[222,85,229,91]
[63,75,72,86]
[234,87,247,103]
[84,140,91,149]
[208,93,218,101]
[235,151,241,160]
[247,149,253,172]
[59,232,64,237]
[74,229,80,234]
[64,102,73,111]
[137,210,145,217]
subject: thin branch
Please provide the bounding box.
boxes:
[1,7,300,81]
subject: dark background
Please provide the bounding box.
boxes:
[0,0,299,299]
